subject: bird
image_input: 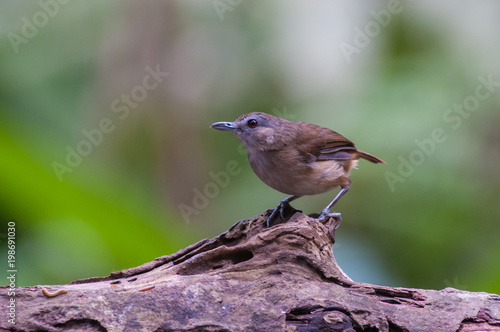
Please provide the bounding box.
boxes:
[210,112,385,227]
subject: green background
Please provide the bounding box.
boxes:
[0,1,499,294]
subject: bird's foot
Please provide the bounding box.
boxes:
[316,211,342,242]
[317,211,342,229]
[266,201,298,227]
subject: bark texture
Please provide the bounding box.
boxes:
[1,211,500,331]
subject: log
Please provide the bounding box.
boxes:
[2,211,500,331]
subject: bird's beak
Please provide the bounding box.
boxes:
[210,121,238,132]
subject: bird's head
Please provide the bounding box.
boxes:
[210,112,294,151]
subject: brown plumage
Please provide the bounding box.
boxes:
[211,112,385,226]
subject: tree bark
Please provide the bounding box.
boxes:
[2,211,500,331]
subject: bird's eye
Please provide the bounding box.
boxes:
[247,119,258,128]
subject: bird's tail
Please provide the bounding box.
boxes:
[356,150,386,164]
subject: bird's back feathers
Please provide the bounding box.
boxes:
[292,121,385,164]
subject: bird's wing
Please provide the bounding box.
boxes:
[294,123,356,162]
[295,122,385,164]
[316,133,357,161]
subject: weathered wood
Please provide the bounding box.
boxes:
[1,211,500,331]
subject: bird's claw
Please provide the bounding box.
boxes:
[266,201,294,227]
[317,211,342,229]
[266,209,277,227]
[316,211,342,242]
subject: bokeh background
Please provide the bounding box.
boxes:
[0,1,499,293]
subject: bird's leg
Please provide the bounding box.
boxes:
[317,186,350,225]
[267,195,301,227]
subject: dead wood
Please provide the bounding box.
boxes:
[1,211,500,331]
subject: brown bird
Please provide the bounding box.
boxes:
[210,112,385,227]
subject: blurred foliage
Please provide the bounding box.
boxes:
[0,1,499,294]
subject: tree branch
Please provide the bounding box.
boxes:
[2,212,500,331]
